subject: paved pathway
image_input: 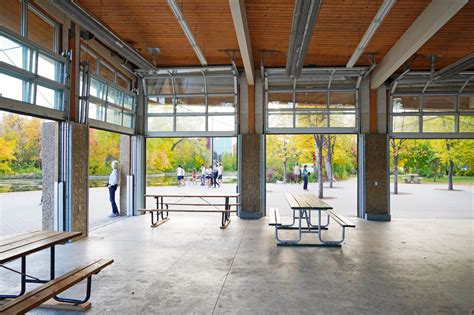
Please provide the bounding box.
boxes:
[1,178,472,236]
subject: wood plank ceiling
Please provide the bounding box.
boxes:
[76,0,474,72]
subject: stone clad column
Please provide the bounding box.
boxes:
[41,122,58,230]
[70,122,89,237]
[119,135,131,216]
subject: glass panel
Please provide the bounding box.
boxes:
[148,116,173,131]
[123,113,133,128]
[176,97,205,113]
[208,116,235,131]
[90,77,106,99]
[208,96,235,113]
[123,94,134,110]
[80,47,97,74]
[88,102,105,121]
[459,116,474,132]
[295,113,327,128]
[268,93,293,110]
[38,53,63,83]
[148,97,173,114]
[268,113,293,128]
[329,113,356,128]
[0,73,30,103]
[107,86,122,105]
[423,96,455,112]
[99,62,115,83]
[174,76,205,94]
[106,107,122,125]
[422,115,455,132]
[295,92,326,109]
[460,96,474,111]
[207,76,234,94]
[0,35,33,71]
[27,8,55,51]
[176,116,206,131]
[0,0,22,34]
[147,77,173,95]
[392,96,419,113]
[329,92,355,109]
[36,85,62,109]
[116,74,130,90]
[392,116,419,133]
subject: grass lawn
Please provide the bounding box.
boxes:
[390,175,474,185]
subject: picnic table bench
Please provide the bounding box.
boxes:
[0,230,113,313]
[403,174,423,184]
[271,193,355,247]
[141,193,240,229]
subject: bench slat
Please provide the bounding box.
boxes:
[327,210,355,228]
[139,209,236,213]
[268,208,281,226]
[0,231,59,253]
[0,259,113,314]
[0,232,82,264]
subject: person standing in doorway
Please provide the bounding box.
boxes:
[302,164,310,191]
[107,160,120,217]
[176,165,185,187]
[213,162,220,188]
[294,163,301,183]
[218,162,223,186]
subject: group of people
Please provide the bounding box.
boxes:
[176,162,224,188]
[294,162,311,191]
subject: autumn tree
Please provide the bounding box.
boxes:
[314,134,325,198]
[390,138,405,194]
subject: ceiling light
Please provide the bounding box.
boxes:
[285,0,322,78]
[167,0,207,66]
[346,0,396,68]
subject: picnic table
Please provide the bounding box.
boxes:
[0,230,113,313]
[271,193,355,247]
[141,193,240,229]
[403,173,423,184]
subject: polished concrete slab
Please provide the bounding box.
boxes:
[1,213,473,314]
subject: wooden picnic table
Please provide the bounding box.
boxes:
[0,230,82,299]
[403,174,423,184]
[273,193,354,247]
[142,193,240,229]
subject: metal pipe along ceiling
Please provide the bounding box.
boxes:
[285,0,322,78]
[50,0,155,70]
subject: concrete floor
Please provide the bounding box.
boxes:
[1,213,473,314]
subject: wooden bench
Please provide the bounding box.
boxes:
[139,208,237,229]
[318,210,355,246]
[268,208,282,226]
[0,258,113,314]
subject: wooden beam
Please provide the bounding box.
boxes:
[248,85,255,134]
[229,0,254,85]
[370,0,468,89]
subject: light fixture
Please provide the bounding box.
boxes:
[433,53,474,81]
[285,0,322,78]
[346,0,396,68]
[167,0,208,66]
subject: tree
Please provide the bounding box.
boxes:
[390,139,405,194]
[267,135,298,183]
[324,135,336,188]
[0,137,16,175]
[314,135,325,198]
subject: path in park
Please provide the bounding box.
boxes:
[1,178,472,236]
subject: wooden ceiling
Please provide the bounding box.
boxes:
[76,0,474,72]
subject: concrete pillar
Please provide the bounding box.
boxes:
[70,122,89,237]
[239,133,262,219]
[41,122,58,230]
[364,134,390,221]
[119,135,131,216]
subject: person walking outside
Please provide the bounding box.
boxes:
[294,163,301,183]
[217,162,223,186]
[302,164,310,191]
[192,169,197,186]
[213,162,220,188]
[176,165,185,187]
[200,164,206,186]
[107,160,120,217]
